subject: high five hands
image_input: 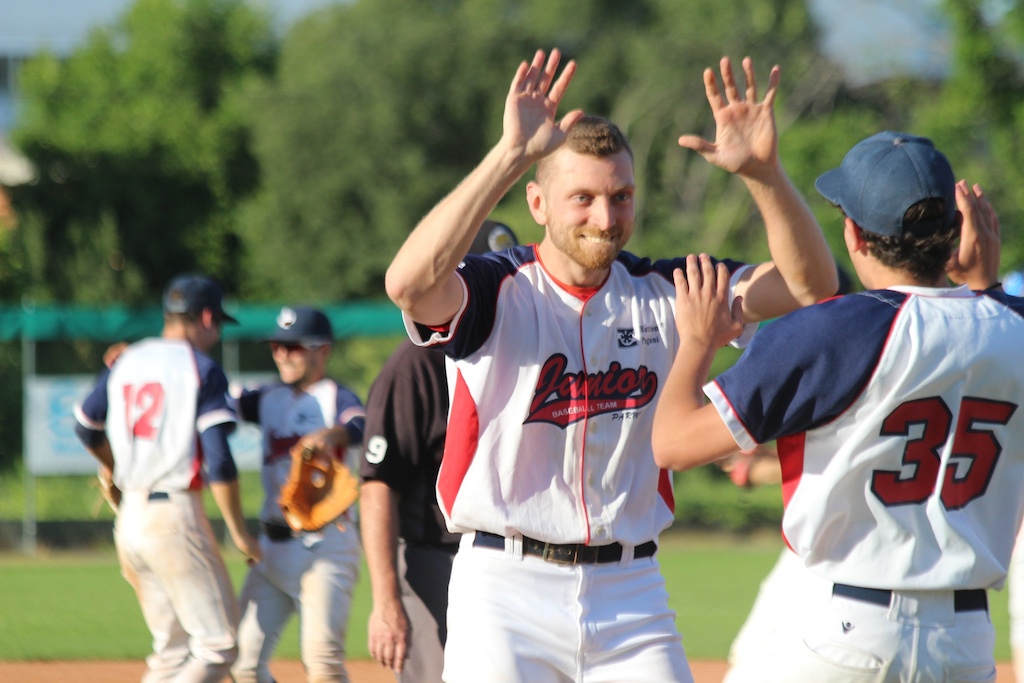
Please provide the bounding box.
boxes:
[947,180,1001,291]
[678,56,782,181]
[502,49,585,163]
[673,254,745,350]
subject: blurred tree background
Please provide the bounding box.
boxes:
[0,0,1022,523]
[9,0,1023,311]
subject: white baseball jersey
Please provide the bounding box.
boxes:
[75,338,237,492]
[407,245,752,547]
[235,378,366,524]
[707,286,1024,589]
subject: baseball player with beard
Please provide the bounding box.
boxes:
[230,306,366,683]
[385,49,837,682]
[74,273,259,683]
[653,132,1023,682]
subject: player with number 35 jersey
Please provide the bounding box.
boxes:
[654,132,1024,682]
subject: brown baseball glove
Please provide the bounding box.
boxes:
[278,443,359,532]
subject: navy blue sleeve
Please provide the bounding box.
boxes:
[193,352,237,430]
[629,253,746,282]
[76,369,112,427]
[334,382,366,446]
[716,291,906,442]
[981,289,1024,320]
[202,422,238,483]
[236,387,262,424]
[443,246,528,359]
[75,421,107,448]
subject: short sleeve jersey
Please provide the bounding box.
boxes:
[360,339,457,546]
[707,287,1024,589]
[74,338,237,492]
[405,245,749,547]
[236,378,366,525]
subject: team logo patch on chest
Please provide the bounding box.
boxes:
[618,326,663,348]
[526,353,658,426]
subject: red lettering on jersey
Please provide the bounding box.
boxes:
[526,354,658,426]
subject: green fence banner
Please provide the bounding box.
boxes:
[0,302,405,341]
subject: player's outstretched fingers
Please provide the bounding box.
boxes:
[742,57,781,108]
[699,253,717,295]
[677,67,723,156]
[537,48,563,94]
[719,56,740,104]
[950,180,1001,289]
[702,66,724,114]
[685,253,703,293]
[741,56,758,102]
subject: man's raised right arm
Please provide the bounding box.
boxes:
[384,48,583,326]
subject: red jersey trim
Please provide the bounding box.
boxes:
[437,369,480,517]
[535,246,606,302]
[658,468,675,514]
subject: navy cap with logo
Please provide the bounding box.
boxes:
[267,306,334,346]
[468,219,519,255]
[814,131,956,237]
[162,274,238,324]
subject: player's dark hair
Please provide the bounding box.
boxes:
[859,198,959,281]
[535,116,633,184]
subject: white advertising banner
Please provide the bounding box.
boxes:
[26,374,273,476]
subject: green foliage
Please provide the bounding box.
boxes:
[236,0,532,301]
[674,465,783,533]
[0,343,22,470]
[326,334,406,400]
[929,0,1024,273]
[235,0,842,302]
[9,0,277,305]
[5,0,1024,307]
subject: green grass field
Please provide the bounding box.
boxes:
[0,532,1013,663]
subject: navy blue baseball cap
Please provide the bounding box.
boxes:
[162,274,238,324]
[267,306,334,345]
[468,219,519,255]
[815,131,957,237]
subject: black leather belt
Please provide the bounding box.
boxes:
[403,539,461,554]
[261,521,295,542]
[833,583,988,612]
[148,491,169,501]
[473,531,656,565]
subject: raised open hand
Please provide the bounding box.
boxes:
[678,57,781,180]
[673,254,745,349]
[502,49,585,163]
[947,180,1001,290]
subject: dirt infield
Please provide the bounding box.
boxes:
[0,659,1015,681]
[0,659,730,682]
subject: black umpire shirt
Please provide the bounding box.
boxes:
[360,339,459,547]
